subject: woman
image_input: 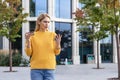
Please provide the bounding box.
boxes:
[25,13,62,80]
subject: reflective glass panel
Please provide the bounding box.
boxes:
[79,26,93,63]
[55,22,72,64]
[30,21,36,31]
[30,0,48,17]
[100,35,112,63]
[0,37,3,49]
[55,0,72,19]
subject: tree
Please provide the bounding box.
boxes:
[74,0,120,79]
[74,0,108,69]
[98,0,120,79]
[0,0,28,72]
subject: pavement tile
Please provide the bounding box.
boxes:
[0,63,118,80]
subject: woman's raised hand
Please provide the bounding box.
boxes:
[25,32,34,41]
[55,34,62,45]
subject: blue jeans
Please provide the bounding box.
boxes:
[31,69,55,80]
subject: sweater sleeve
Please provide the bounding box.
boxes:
[54,48,61,55]
[53,32,61,55]
[24,37,33,57]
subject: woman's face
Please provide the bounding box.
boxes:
[40,17,50,31]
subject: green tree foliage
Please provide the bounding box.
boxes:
[74,0,108,69]
[0,0,28,41]
[75,0,109,41]
[75,0,120,79]
[0,0,28,72]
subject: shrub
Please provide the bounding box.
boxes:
[0,53,22,66]
[12,53,22,66]
[19,57,29,67]
[0,54,9,66]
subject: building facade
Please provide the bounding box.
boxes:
[0,0,118,64]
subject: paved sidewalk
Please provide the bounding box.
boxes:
[0,63,118,80]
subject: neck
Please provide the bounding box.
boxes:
[39,29,47,32]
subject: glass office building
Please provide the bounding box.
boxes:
[0,0,118,64]
[22,0,80,64]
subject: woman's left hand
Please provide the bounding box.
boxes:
[55,34,62,45]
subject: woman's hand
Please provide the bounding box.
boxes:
[25,32,34,41]
[55,34,62,49]
[25,32,34,48]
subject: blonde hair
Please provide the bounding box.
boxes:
[35,13,50,32]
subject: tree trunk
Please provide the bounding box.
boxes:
[116,30,120,79]
[9,40,12,72]
[113,0,120,79]
[97,40,100,69]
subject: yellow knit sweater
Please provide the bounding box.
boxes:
[25,31,61,69]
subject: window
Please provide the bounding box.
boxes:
[0,37,3,49]
[55,22,72,64]
[29,22,36,32]
[79,26,93,63]
[100,35,112,63]
[30,0,48,17]
[55,0,72,19]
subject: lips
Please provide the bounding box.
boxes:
[44,26,48,28]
